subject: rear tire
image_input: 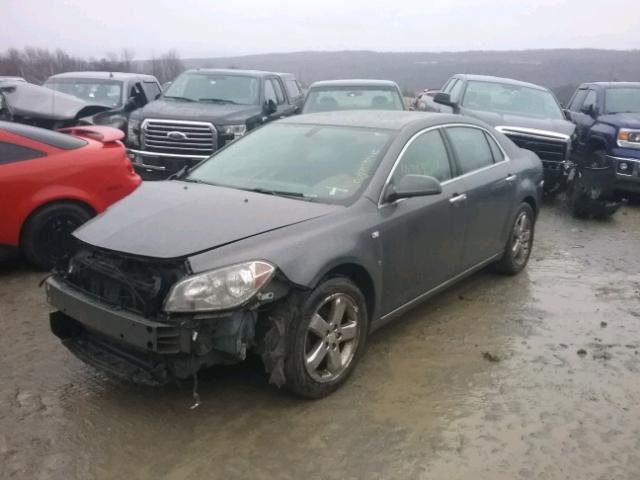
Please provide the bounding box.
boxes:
[495,203,535,276]
[21,202,93,270]
[277,277,369,399]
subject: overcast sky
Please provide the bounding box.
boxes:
[4,0,640,59]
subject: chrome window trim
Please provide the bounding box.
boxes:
[496,126,570,142]
[378,123,511,207]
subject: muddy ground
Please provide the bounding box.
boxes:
[1,200,639,480]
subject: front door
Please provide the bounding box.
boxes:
[379,128,468,314]
[444,126,516,269]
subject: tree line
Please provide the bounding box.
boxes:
[0,47,185,84]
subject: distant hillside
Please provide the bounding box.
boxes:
[182,49,640,103]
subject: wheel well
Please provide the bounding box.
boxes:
[522,196,538,217]
[323,263,375,321]
[20,199,96,245]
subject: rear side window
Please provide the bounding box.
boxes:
[0,122,86,150]
[485,132,505,162]
[285,79,302,99]
[447,127,494,174]
[393,130,452,182]
[0,141,46,165]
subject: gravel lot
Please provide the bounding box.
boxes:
[1,200,639,480]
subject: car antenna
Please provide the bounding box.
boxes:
[109,72,114,78]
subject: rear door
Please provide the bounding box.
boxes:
[379,128,468,313]
[444,125,515,269]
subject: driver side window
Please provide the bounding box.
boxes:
[392,130,452,184]
[264,79,277,105]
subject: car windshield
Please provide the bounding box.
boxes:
[303,86,404,113]
[163,73,259,105]
[605,88,640,114]
[187,123,392,205]
[462,80,564,120]
[43,78,123,108]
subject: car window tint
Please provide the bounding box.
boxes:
[393,130,452,182]
[0,122,87,149]
[449,80,464,102]
[569,89,587,111]
[485,132,504,162]
[582,90,597,112]
[0,141,46,165]
[286,79,302,99]
[264,79,277,104]
[271,79,286,105]
[447,127,494,174]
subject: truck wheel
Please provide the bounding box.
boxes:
[21,202,93,270]
[495,203,535,276]
[566,167,591,219]
[279,277,368,399]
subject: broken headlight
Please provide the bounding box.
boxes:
[127,118,141,147]
[617,129,640,149]
[164,261,275,312]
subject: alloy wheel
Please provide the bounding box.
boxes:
[511,211,532,265]
[304,293,361,383]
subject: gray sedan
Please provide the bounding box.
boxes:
[47,111,543,398]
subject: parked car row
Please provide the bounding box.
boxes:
[415,74,640,218]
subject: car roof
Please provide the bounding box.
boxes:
[580,82,640,88]
[279,110,478,130]
[454,74,548,92]
[183,68,281,78]
[309,79,400,89]
[46,71,158,82]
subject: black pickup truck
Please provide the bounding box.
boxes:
[126,69,304,179]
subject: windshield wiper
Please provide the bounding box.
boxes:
[199,98,238,104]
[245,187,309,199]
[164,95,196,102]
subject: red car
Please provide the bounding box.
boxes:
[0,121,141,269]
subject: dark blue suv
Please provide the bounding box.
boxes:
[565,83,640,208]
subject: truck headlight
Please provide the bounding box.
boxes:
[127,119,141,146]
[221,124,247,140]
[164,261,275,312]
[617,128,640,149]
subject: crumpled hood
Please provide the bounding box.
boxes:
[463,108,575,136]
[135,98,263,124]
[597,113,640,130]
[74,181,341,259]
[1,82,109,121]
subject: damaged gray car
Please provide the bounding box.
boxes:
[47,111,542,398]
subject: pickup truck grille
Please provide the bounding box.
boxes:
[142,119,217,157]
[502,130,568,163]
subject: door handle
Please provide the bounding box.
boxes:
[449,193,467,204]
[505,174,517,182]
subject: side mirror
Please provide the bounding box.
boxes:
[433,92,458,111]
[384,175,443,203]
[264,99,278,115]
[562,109,572,121]
[581,104,595,117]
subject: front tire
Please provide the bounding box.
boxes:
[279,277,369,399]
[21,202,93,270]
[495,203,535,275]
